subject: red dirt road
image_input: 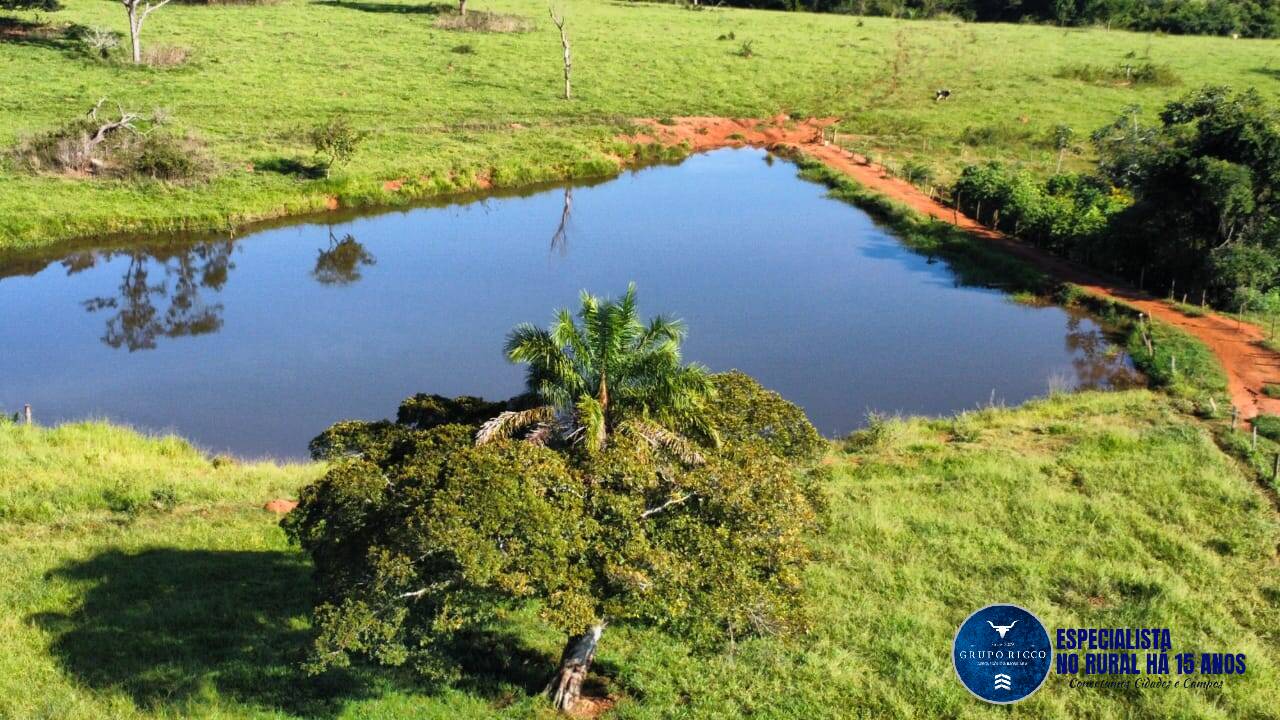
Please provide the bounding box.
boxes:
[633,116,1280,419]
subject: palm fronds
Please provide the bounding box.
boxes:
[485,285,717,456]
[475,405,556,445]
[621,419,706,466]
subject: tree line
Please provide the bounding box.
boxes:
[952,86,1280,314]
[703,0,1280,38]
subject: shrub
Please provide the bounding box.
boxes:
[11,106,211,181]
[285,417,826,709]
[121,132,213,181]
[901,160,935,188]
[76,25,121,59]
[959,123,1033,147]
[734,39,755,57]
[706,371,825,462]
[1252,414,1280,441]
[11,118,100,175]
[843,411,902,452]
[307,419,419,463]
[450,43,475,54]
[396,393,520,429]
[434,10,534,32]
[1265,384,1280,399]
[308,115,364,177]
[0,0,62,10]
[1055,60,1180,87]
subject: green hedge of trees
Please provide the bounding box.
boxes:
[952,86,1280,311]
[706,0,1280,38]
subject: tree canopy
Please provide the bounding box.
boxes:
[954,86,1280,309]
[285,290,828,713]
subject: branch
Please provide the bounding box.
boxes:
[140,0,175,21]
[640,493,694,519]
[397,588,429,600]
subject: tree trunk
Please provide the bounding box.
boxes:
[598,369,607,414]
[458,0,466,15]
[547,624,603,713]
[127,5,142,63]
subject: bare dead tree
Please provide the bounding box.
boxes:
[548,5,571,100]
[121,0,176,64]
[82,98,142,172]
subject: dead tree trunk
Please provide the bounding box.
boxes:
[549,6,571,100]
[458,0,466,15]
[546,623,603,713]
[121,0,174,64]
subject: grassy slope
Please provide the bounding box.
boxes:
[1,0,1278,246]
[2,392,1277,719]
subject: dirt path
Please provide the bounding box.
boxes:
[632,116,1280,420]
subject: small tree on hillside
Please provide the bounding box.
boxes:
[308,115,365,178]
[1051,123,1075,173]
[284,290,827,715]
[120,0,175,64]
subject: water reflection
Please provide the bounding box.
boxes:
[0,149,1143,457]
[1065,315,1142,389]
[81,242,233,352]
[313,230,376,286]
[549,187,572,256]
[47,230,378,352]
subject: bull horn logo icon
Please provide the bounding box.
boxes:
[987,620,1018,638]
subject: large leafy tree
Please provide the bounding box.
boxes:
[1093,87,1280,302]
[285,295,827,715]
[479,283,718,460]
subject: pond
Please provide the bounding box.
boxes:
[0,149,1138,459]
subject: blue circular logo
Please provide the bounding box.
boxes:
[953,604,1052,704]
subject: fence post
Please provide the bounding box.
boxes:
[22,404,31,425]
[1252,425,1258,451]
[1232,407,1238,429]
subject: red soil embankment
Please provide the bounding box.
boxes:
[631,116,1280,420]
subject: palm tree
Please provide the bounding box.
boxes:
[477,284,717,462]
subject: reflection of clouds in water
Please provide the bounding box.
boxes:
[80,242,234,352]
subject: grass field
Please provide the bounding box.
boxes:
[2,391,1277,719]
[2,0,1278,247]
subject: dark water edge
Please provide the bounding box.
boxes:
[0,149,1139,459]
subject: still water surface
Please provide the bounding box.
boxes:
[0,149,1136,458]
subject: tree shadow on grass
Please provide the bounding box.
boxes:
[29,549,376,717]
[28,548,608,716]
[256,157,328,180]
[310,0,452,15]
[1251,67,1280,81]
[0,17,84,52]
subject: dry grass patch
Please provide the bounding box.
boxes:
[141,44,193,67]
[434,9,533,32]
